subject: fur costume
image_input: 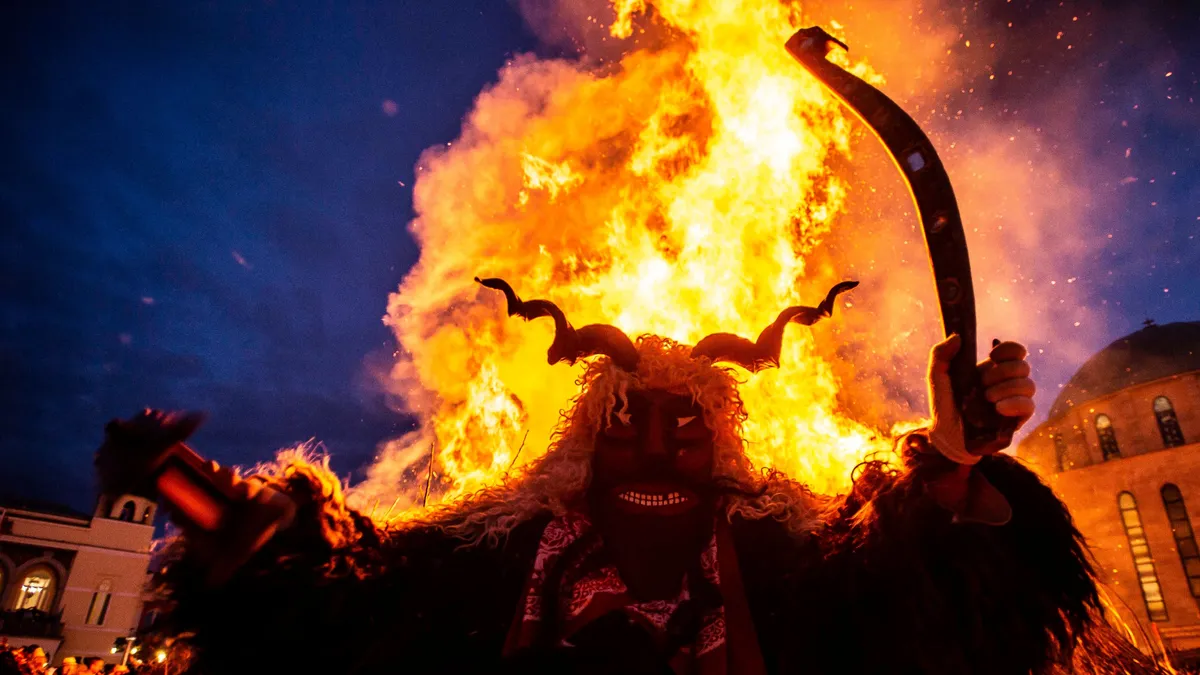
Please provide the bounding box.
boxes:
[154,334,1167,674]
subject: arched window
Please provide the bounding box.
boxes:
[1154,397,1186,448]
[85,580,113,626]
[1118,492,1168,621]
[118,500,136,522]
[1161,484,1200,601]
[141,505,154,524]
[1053,433,1069,471]
[140,608,162,632]
[14,566,57,612]
[1096,414,1121,460]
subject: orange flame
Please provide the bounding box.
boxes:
[356,1,924,514]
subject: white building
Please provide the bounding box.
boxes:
[0,491,156,665]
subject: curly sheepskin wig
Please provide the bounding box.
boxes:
[417,334,826,548]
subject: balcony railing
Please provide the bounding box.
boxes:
[0,608,65,639]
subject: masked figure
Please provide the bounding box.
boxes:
[102,279,1165,675]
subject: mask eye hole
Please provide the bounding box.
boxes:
[676,416,697,428]
[602,410,636,439]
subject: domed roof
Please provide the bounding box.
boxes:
[1049,321,1200,420]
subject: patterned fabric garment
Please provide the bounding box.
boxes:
[506,512,730,672]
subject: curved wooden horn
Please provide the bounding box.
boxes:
[690,281,859,371]
[475,277,640,372]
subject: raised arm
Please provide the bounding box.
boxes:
[95,412,534,674]
[773,340,1167,674]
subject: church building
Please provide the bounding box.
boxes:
[1018,320,1200,668]
[0,489,156,665]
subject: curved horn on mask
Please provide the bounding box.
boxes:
[475,277,640,372]
[690,281,859,372]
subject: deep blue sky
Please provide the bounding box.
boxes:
[1,1,1196,512]
[0,2,540,508]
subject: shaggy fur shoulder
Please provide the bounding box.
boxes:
[157,457,548,674]
[734,446,1168,675]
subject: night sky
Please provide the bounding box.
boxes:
[1,1,1197,513]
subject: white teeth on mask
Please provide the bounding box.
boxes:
[618,491,690,507]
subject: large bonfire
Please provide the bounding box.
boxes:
[351,0,946,516]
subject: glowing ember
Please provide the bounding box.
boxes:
[354,0,917,515]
